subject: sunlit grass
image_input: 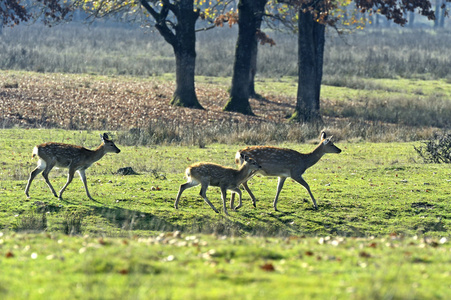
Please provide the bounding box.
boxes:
[1,128,450,238]
[0,232,449,299]
[0,128,450,298]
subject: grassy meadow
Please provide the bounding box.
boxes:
[1,129,450,238]
[0,128,450,299]
[0,23,451,299]
[1,232,450,299]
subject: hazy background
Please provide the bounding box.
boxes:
[1,19,450,81]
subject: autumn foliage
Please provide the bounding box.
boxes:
[1,0,70,27]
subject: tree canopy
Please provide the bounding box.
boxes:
[1,0,70,27]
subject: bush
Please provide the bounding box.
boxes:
[414,133,451,163]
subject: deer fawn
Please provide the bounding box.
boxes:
[25,133,121,200]
[234,131,341,211]
[174,154,261,215]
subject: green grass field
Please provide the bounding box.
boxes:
[0,128,450,299]
[1,232,449,299]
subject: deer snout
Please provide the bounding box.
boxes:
[112,146,121,154]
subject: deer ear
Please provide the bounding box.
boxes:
[102,133,110,141]
[320,131,327,140]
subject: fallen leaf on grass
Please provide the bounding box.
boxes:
[359,251,371,258]
[368,242,377,248]
[260,263,275,272]
[0,73,299,130]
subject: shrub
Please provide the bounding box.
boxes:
[414,133,451,163]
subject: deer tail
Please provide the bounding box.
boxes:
[32,146,39,158]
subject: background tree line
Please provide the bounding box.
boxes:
[1,0,450,123]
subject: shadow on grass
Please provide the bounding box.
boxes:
[89,207,286,237]
[13,196,447,238]
[89,205,179,233]
[252,93,295,110]
[88,204,299,237]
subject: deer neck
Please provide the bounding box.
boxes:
[236,163,253,185]
[304,143,326,170]
[89,144,107,163]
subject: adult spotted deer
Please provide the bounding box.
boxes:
[175,154,261,215]
[234,131,341,211]
[25,133,120,200]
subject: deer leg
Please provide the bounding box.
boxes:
[273,177,287,211]
[58,168,75,200]
[220,187,229,216]
[292,175,318,209]
[42,161,58,198]
[77,169,93,200]
[174,181,198,209]
[229,187,239,209]
[199,183,219,214]
[230,187,242,211]
[25,159,46,198]
[230,192,235,209]
[242,181,257,208]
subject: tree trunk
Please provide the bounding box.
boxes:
[171,49,202,108]
[291,7,325,123]
[169,0,203,109]
[315,22,325,112]
[248,40,258,98]
[409,11,415,28]
[249,3,265,99]
[145,0,202,109]
[434,1,440,28]
[439,0,446,28]
[224,0,267,115]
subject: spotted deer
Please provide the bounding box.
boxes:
[234,131,341,211]
[174,154,261,215]
[25,133,121,200]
